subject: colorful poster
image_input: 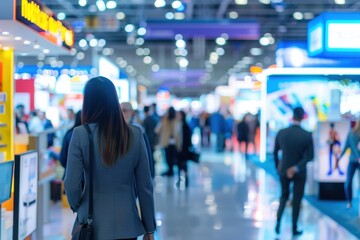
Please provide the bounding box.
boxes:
[14,151,38,240]
[315,122,350,182]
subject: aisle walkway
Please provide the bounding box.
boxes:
[45,151,357,240]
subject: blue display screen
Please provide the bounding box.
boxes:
[0,161,14,204]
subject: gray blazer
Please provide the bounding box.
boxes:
[64,124,156,239]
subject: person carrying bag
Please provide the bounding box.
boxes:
[65,77,156,240]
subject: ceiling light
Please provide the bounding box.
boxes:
[33,44,40,49]
[136,38,145,45]
[293,12,303,20]
[43,49,50,54]
[137,27,147,36]
[179,58,189,68]
[70,48,77,56]
[174,12,185,20]
[259,37,270,46]
[14,36,22,41]
[57,12,66,20]
[116,11,126,20]
[106,0,117,9]
[2,32,9,35]
[165,12,174,20]
[143,56,153,64]
[304,12,314,20]
[126,65,134,72]
[216,47,225,56]
[221,33,229,40]
[78,0,87,7]
[125,24,135,33]
[235,0,248,5]
[96,0,106,12]
[79,39,87,48]
[209,58,218,65]
[76,52,85,60]
[216,37,226,46]
[154,0,166,8]
[119,60,127,68]
[176,39,186,48]
[24,40,31,45]
[172,0,182,9]
[89,38,98,47]
[334,0,345,4]
[102,48,113,56]
[143,48,150,55]
[259,0,270,4]
[250,48,262,56]
[210,52,219,60]
[229,11,238,19]
[136,48,144,56]
[175,34,183,40]
[152,64,160,72]
[98,39,106,47]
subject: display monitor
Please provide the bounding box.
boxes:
[0,161,14,204]
[13,151,38,240]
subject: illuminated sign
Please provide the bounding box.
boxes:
[16,0,74,49]
[308,12,360,57]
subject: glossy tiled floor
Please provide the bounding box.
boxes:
[43,151,357,240]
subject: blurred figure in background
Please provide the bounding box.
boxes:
[151,103,160,123]
[121,102,155,178]
[28,110,44,134]
[40,111,56,147]
[156,106,179,177]
[176,110,192,187]
[199,111,210,147]
[237,115,249,156]
[15,104,28,134]
[246,114,257,154]
[337,120,360,209]
[209,110,226,152]
[60,111,82,179]
[143,105,158,162]
[225,109,235,151]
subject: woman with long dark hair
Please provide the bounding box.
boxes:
[65,77,155,240]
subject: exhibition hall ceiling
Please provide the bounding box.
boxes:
[20,0,360,96]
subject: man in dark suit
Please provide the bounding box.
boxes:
[274,107,314,236]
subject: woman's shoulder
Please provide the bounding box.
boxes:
[128,124,143,137]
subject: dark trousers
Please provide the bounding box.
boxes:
[165,145,177,175]
[345,161,360,203]
[177,152,188,175]
[277,175,306,231]
[116,238,137,240]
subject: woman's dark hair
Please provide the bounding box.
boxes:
[179,110,187,124]
[70,111,82,131]
[82,76,130,166]
[168,106,176,120]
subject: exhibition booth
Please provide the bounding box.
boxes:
[0,0,73,239]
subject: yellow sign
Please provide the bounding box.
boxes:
[19,0,74,48]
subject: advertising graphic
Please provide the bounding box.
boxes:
[315,122,350,182]
[0,161,14,204]
[14,151,38,240]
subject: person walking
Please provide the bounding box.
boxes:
[209,110,226,152]
[273,107,314,237]
[155,106,179,177]
[64,77,155,240]
[337,120,360,209]
[237,115,249,156]
[176,110,192,187]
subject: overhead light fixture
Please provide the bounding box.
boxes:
[176,39,186,48]
[143,56,153,64]
[14,36,22,41]
[250,48,262,56]
[116,11,126,20]
[78,0,87,7]
[215,37,226,46]
[76,52,85,60]
[334,0,345,4]
[258,0,270,4]
[165,12,174,20]
[136,38,145,45]
[229,11,238,19]
[43,49,50,54]
[235,0,248,5]
[154,0,166,8]
[293,12,303,20]
[98,39,106,47]
[172,0,182,9]
[216,47,225,56]
[143,48,150,55]
[79,39,88,48]
[89,38,98,47]
[152,64,160,72]
[96,0,106,12]
[106,0,117,9]
[2,31,9,35]
[137,27,147,36]
[136,48,144,56]
[124,24,135,33]
[57,12,66,20]
[174,12,185,20]
[179,58,189,68]
[23,40,31,45]
[33,44,40,49]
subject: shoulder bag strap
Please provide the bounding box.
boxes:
[84,124,94,225]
